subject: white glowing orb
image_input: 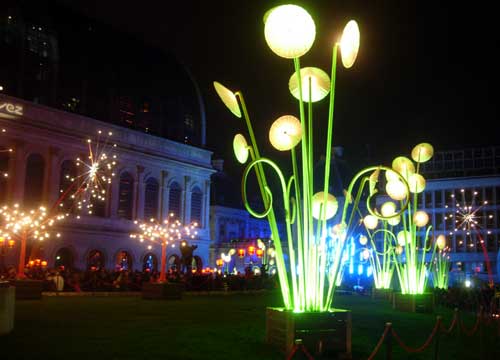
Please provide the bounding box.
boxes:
[397,230,411,246]
[380,202,396,217]
[436,234,446,250]
[269,115,302,151]
[387,215,401,226]
[264,5,316,59]
[413,211,429,227]
[386,180,407,201]
[363,215,378,230]
[311,192,338,220]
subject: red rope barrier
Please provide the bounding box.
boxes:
[286,343,315,360]
[391,318,441,353]
[459,312,481,336]
[440,311,458,334]
[367,323,391,360]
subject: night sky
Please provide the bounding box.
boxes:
[60,0,498,173]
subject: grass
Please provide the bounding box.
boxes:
[1,291,499,359]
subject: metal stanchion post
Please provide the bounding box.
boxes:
[385,322,392,360]
[434,316,442,360]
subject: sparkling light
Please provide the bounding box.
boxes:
[65,130,117,215]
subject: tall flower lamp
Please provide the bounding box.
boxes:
[211,5,403,358]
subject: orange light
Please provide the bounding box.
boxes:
[216,259,224,267]
[8,240,14,247]
[29,261,34,266]
[238,249,246,258]
[41,261,47,267]
[0,236,4,245]
[256,248,264,258]
[248,246,256,256]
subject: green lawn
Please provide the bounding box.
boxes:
[1,292,498,359]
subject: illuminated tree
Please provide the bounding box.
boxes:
[0,205,65,278]
[130,214,198,282]
[432,235,450,289]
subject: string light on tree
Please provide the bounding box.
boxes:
[0,204,65,278]
[130,214,198,282]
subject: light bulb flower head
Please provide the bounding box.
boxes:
[288,67,330,102]
[311,192,338,220]
[264,5,316,59]
[269,115,302,151]
[339,20,360,68]
[411,143,434,163]
[213,81,241,118]
[233,134,249,164]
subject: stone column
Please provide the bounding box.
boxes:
[9,140,25,204]
[182,175,191,223]
[134,165,145,220]
[46,146,61,206]
[109,173,120,218]
[202,179,211,229]
[158,170,168,220]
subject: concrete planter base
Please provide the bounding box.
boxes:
[371,288,393,302]
[392,292,434,313]
[10,279,43,300]
[0,285,15,335]
[142,282,184,300]
[266,307,352,359]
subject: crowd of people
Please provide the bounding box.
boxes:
[0,265,279,292]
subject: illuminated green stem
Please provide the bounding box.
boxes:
[237,93,291,308]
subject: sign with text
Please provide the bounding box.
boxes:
[0,102,23,118]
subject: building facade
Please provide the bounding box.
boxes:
[421,147,500,285]
[1,94,214,272]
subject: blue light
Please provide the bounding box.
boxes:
[358,264,363,275]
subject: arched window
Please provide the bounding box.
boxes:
[24,153,45,206]
[116,251,132,270]
[144,177,159,220]
[168,254,181,272]
[118,172,134,220]
[143,253,158,272]
[87,250,106,270]
[59,160,77,212]
[55,247,75,269]
[190,186,203,225]
[0,148,10,204]
[192,256,203,272]
[168,182,182,219]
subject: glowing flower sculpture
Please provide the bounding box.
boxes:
[214,5,413,312]
[58,130,117,215]
[431,235,450,289]
[0,204,65,278]
[130,214,198,282]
